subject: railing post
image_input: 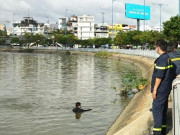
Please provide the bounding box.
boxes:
[172,77,180,135]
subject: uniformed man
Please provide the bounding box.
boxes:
[151,39,174,135]
[167,42,180,76]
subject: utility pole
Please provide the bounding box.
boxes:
[179,0,180,16]
[158,4,163,32]
[112,0,115,41]
[26,0,30,24]
[65,9,74,37]
[144,0,146,31]
[153,3,167,32]
[65,9,68,37]
[46,16,50,24]
[12,13,15,37]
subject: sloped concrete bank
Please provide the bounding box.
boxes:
[105,54,155,135]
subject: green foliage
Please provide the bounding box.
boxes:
[78,39,92,47]
[19,48,35,53]
[0,39,5,45]
[95,51,112,57]
[11,37,19,44]
[0,30,7,37]
[54,33,77,46]
[114,30,164,49]
[94,37,112,47]
[163,15,180,42]
[23,33,47,47]
[121,73,137,95]
[113,73,148,96]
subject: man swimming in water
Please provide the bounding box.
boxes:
[72,102,92,113]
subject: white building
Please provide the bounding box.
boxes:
[12,17,44,35]
[0,24,6,31]
[94,23,109,38]
[140,25,162,32]
[58,15,95,40]
[58,18,66,30]
[77,15,94,40]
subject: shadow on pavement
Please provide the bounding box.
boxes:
[167,108,172,135]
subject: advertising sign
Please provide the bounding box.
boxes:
[125,3,151,20]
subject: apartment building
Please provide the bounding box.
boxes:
[108,24,122,38]
[67,16,78,36]
[12,17,44,35]
[108,24,136,37]
[59,15,94,40]
[94,23,109,38]
[77,15,94,40]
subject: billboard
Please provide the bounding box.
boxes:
[125,3,150,20]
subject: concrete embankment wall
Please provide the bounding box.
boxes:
[105,54,155,135]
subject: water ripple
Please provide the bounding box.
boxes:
[0,52,140,135]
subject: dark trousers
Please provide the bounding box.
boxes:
[152,95,168,135]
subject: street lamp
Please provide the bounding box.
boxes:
[153,3,167,32]
[159,4,163,32]
[112,0,123,41]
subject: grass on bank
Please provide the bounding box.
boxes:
[95,51,113,58]
[18,48,35,53]
[113,73,149,96]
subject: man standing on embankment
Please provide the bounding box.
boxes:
[151,39,175,135]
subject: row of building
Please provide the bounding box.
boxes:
[58,15,137,40]
[0,14,161,40]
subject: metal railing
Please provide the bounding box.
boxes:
[172,77,180,135]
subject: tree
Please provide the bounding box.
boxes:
[114,31,128,47]
[0,39,5,45]
[0,30,7,37]
[24,33,33,44]
[11,37,19,44]
[163,15,180,42]
[128,30,143,45]
[32,34,46,46]
[94,37,111,47]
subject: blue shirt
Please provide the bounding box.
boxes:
[151,53,175,96]
[168,52,180,76]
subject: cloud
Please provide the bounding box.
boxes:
[0,0,178,28]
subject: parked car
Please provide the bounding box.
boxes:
[101,44,109,49]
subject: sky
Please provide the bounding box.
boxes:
[0,0,179,28]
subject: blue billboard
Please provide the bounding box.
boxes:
[125,3,151,20]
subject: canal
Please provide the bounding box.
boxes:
[0,52,140,135]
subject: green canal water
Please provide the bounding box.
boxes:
[0,52,140,135]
